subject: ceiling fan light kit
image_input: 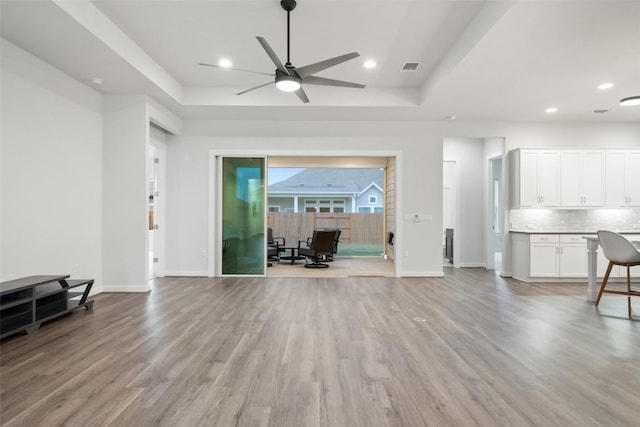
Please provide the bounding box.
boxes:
[200,0,364,103]
[275,74,301,92]
[620,96,640,106]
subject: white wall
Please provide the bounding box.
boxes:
[444,138,485,267]
[102,95,149,292]
[165,124,444,277]
[0,39,103,291]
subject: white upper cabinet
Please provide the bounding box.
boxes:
[515,150,560,207]
[511,148,636,209]
[560,150,604,207]
[606,150,640,207]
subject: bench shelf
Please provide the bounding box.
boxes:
[0,275,94,339]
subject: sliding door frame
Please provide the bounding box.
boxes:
[208,149,402,278]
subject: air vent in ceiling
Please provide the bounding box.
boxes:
[401,61,421,72]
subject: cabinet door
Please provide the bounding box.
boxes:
[520,151,540,206]
[581,151,604,206]
[530,243,559,277]
[626,151,640,206]
[560,151,582,206]
[538,151,560,206]
[606,151,628,206]
[559,244,587,277]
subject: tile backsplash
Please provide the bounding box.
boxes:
[510,209,640,232]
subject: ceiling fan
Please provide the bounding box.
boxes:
[199,0,365,103]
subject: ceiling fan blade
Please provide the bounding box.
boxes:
[295,87,309,104]
[256,37,288,74]
[236,81,274,95]
[295,52,360,78]
[199,63,274,77]
[302,75,365,89]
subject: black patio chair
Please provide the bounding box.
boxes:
[267,227,285,261]
[298,230,336,268]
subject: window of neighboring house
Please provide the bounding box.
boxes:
[305,199,346,213]
[285,208,294,213]
[369,196,377,204]
[268,206,280,212]
[358,206,383,213]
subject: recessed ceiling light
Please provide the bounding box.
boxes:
[545,107,558,113]
[363,60,376,69]
[620,96,640,106]
[597,83,614,90]
[445,115,457,121]
[91,77,103,85]
[594,109,609,114]
[218,58,232,68]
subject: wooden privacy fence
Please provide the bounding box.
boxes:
[267,212,383,246]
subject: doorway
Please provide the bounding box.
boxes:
[490,156,503,271]
[210,153,399,278]
[442,161,457,267]
[148,126,167,280]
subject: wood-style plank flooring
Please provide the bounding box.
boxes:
[1,269,639,426]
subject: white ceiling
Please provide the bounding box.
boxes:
[1,0,639,122]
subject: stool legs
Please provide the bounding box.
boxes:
[596,261,614,306]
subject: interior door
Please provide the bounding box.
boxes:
[220,157,266,275]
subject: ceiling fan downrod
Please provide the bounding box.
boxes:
[281,0,297,66]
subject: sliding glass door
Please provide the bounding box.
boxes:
[221,157,266,275]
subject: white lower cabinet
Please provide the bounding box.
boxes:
[530,235,560,277]
[530,234,587,278]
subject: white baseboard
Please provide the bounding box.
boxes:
[401,271,445,278]
[458,262,486,268]
[163,270,210,277]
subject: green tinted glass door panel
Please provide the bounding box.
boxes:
[222,157,265,275]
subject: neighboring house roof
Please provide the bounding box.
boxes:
[268,168,383,196]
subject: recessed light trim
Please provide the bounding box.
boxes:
[363,60,376,69]
[593,109,609,114]
[545,107,558,113]
[597,83,614,90]
[620,96,640,106]
[218,58,232,68]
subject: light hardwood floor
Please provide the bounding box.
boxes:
[1,269,639,426]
